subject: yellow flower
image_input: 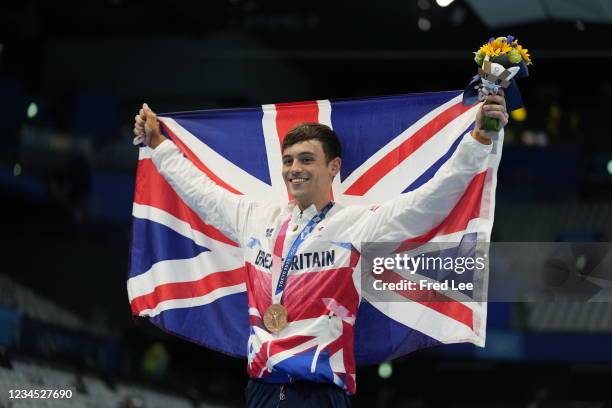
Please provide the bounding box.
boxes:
[479,40,512,58]
[516,45,532,65]
[474,36,533,65]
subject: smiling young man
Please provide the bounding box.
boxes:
[281,123,342,212]
[133,93,508,407]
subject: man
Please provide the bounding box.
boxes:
[133,93,508,407]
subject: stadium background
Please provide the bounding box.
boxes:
[1,0,612,406]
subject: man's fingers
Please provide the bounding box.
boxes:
[484,110,508,125]
[484,104,506,113]
[482,102,509,126]
[483,105,507,119]
[144,112,159,133]
[132,104,162,148]
[135,126,144,135]
[477,90,509,130]
[132,104,156,147]
[133,135,144,146]
[484,110,505,119]
[485,94,506,107]
[143,103,155,115]
[143,106,156,122]
[134,118,144,133]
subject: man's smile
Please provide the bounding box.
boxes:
[289,177,309,184]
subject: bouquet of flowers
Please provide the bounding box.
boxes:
[463,36,533,131]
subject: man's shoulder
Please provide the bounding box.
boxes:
[328,202,378,219]
[251,200,286,217]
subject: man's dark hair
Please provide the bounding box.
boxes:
[282,123,342,163]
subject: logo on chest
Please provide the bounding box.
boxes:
[253,249,336,271]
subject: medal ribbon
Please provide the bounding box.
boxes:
[272,201,334,305]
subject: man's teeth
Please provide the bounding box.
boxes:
[291,178,307,182]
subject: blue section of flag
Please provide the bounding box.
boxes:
[271,349,335,384]
[330,91,460,182]
[150,292,249,358]
[354,301,440,365]
[408,232,478,297]
[129,218,210,278]
[167,107,271,185]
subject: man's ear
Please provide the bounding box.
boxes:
[329,157,341,177]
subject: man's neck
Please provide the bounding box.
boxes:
[296,197,331,213]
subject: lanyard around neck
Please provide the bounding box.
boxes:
[272,201,334,305]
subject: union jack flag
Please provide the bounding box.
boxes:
[128,90,499,368]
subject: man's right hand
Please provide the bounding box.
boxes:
[133,103,167,149]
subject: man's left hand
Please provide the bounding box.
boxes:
[471,89,509,145]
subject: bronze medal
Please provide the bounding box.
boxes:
[263,304,288,333]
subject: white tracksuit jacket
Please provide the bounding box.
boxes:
[151,133,492,394]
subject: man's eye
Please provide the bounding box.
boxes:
[283,159,292,165]
[302,158,312,163]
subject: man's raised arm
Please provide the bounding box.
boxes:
[357,92,507,243]
[133,104,257,245]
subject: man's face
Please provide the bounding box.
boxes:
[282,140,340,205]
